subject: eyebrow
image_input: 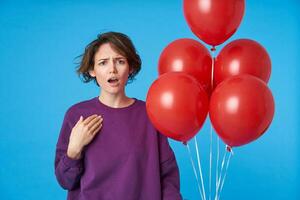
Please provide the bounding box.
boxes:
[97,57,126,62]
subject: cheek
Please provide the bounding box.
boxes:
[96,77,105,86]
[94,71,106,85]
[121,69,130,81]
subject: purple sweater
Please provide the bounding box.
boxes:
[55,97,182,200]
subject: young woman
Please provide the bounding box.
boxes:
[54,32,182,200]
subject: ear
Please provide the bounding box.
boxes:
[89,69,96,77]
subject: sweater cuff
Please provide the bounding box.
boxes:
[62,154,83,168]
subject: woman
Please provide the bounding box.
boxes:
[54,32,183,200]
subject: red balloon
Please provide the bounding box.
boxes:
[146,72,209,142]
[158,38,212,95]
[183,0,245,46]
[214,39,271,88]
[209,74,275,147]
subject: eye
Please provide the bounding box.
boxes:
[117,59,126,65]
[98,60,107,66]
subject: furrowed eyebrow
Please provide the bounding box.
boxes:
[114,57,126,60]
[97,57,126,62]
[97,58,109,62]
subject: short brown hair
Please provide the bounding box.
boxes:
[76,32,141,86]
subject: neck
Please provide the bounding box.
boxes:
[98,91,133,108]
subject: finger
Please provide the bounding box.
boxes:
[83,114,99,125]
[87,115,102,128]
[74,116,83,127]
[91,123,102,136]
[89,119,103,135]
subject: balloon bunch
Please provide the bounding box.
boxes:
[146,0,275,148]
[146,0,275,198]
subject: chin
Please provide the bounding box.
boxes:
[105,87,124,95]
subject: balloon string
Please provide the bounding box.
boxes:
[211,49,215,90]
[215,146,233,200]
[214,145,227,200]
[195,136,207,200]
[217,148,233,200]
[210,50,219,199]
[209,123,213,200]
[186,143,204,200]
[215,136,220,198]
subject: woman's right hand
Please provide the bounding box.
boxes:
[67,114,103,160]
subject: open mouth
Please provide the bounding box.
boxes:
[107,77,119,84]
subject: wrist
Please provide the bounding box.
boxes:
[67,144,83,160]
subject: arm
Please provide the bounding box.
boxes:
[55,110,102,190]
[158,133,183,200]
[54,109,84,190]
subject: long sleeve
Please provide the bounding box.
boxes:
[54,109,84,190]
[158,133,183,200]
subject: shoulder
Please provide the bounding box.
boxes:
[132,98,148,114]
[134,98,146,107]
[132,98,156,127]
[68,97,95,111]
[64,97,97,118]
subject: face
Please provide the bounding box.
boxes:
[89,43,133,96]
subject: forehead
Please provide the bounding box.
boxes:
[94,43,124,59]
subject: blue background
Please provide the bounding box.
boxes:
[0,0,299,199]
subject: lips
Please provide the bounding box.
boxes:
[107,77,120,87]
[107,77,119,83]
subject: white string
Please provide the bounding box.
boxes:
[215,137,220,198]
[217,150,233,200]
[194,136,207,200]
[210,52,217,200]
[214,145,227,200]
[186,143,204,200]
[209,123,213,200]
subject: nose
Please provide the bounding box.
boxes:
[108,59,117,74]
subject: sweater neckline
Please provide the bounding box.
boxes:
[94,96,138,111]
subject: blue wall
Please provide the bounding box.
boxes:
[0,0,299,199]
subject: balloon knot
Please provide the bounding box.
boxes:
[211,46,216,51]
[226,145,232,153]
[182,141,187,146]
